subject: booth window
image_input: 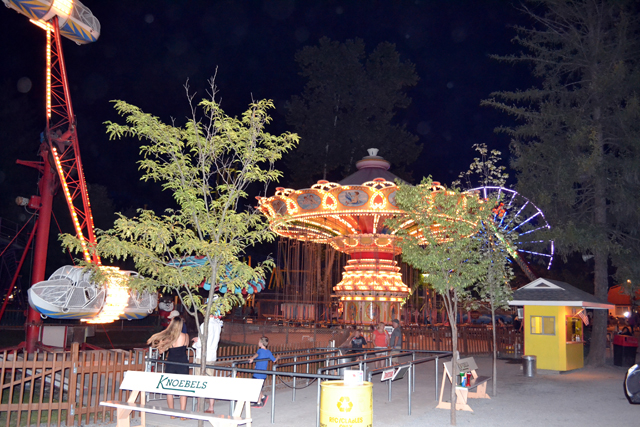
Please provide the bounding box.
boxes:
[566,316,583,342]
[531,316,555,335]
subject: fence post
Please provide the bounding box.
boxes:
[68,342,80,426]
[462,326,468,354]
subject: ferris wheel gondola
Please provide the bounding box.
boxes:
[470,186,554,279]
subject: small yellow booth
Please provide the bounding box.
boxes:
[509,278,613,372]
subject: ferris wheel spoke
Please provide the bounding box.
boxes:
[516,240,547,245]
[503,190,517,208]
[517,249,552,257]
[498,188,518,207]
[512,211,541,233]
[471,185,554,276]
[498,200,526,231]
[511,200,529,222]
[519,225,550,236]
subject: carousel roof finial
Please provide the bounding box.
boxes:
[342,149,395,184]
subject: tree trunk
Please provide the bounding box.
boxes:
[450,320,457,425]
[490,300,497,396]
[444,291,457,425]
[587,249,608,367]
[586,107,608,367]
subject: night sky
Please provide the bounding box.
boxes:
[1,0,534,216]
[1,1,603,298]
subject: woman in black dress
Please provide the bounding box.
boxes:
[147,316,190,415]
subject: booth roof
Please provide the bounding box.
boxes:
[509,278,613,309]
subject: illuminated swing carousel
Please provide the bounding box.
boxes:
[257,149,461,324]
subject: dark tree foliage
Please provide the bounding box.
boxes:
[285,37,421,186]
[483,0,640,366]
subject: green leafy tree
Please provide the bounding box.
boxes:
[454,144,514,396]
[389,178,491,425]
[286,37,421,185]
[477,229,514,396]
[482,0,640,366]
[453,143,509,189]
[61,82,298,403]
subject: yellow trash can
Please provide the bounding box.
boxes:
[320,380,373,427]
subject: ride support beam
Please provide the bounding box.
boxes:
[0,218,38,323]
[25,148,56,353]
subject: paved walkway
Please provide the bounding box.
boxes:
[94,355,638,427]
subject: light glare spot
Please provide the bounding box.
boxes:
[17,77,32,93]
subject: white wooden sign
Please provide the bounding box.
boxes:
[381,366,410,382]
[381,369,395,381]
[119,371,263,401]
[344,369,363,386]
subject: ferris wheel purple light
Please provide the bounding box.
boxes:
[471,186,554,271]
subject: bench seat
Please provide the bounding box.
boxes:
[469,375,491,388]
[101,371,262,427]
[100,401,249,426]
[436,357,492,412]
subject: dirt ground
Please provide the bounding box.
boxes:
[423,356,639,427]
[102,353,638,427]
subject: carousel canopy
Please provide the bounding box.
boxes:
[339,148,406,185]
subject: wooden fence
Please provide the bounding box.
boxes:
[403,326,523,357]
[1,327,521,426]
[222,322,523,358]
[0,343,146,427]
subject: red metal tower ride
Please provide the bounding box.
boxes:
[4,0,101,351]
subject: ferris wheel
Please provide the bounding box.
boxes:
[470,186,554,280]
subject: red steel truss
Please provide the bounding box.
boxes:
[44,17,99,265]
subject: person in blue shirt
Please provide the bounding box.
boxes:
[248,336,279,408]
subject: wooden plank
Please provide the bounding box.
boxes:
[44,353,55,427]
[68,342,79,426]
[443,357,478,375]
[119,371,263,402]
[0,351,5,427]
[101,400,248,423]
[26,349,37,426]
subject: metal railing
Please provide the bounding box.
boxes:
[221,320,522,357]
[146,346,452,426]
